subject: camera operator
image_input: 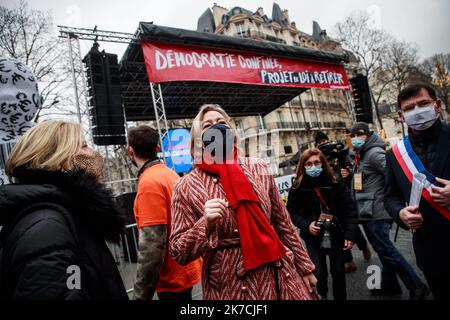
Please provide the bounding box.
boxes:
[315,131,352,187]
[287,148,358,300]
[315,131,372,272]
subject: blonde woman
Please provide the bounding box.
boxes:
[0,121,127,300]
[169,104,318,300]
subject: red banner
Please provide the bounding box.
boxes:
[141,41,351,90]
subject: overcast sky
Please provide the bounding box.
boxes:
[4,0,450,60]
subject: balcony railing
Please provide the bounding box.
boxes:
[237,121,348,139]
[310,121,320,128]
[250,30,265,38]
[248,30,287,44]
[334,121,347,128]
[235,30,249,38]
[264,121,310,131]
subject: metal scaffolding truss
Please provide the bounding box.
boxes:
[58,23,354,174]
[58,25,138,137]
[65,33,92,141]
[58,25,174,169]
[149,83,174,166]
[58,25,137,44]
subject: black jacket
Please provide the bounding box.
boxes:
[286,172,358,245]
[384,121,450,274]
[0,168,128,300]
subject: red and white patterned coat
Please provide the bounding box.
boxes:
[169,157,316,300]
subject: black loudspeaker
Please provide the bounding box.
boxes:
[83,43,126,145]
[349,75,373,124]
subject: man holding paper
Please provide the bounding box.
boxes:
[385,83,450,300]
[349,122,427,299]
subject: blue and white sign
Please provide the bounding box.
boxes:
[161,128,192,173]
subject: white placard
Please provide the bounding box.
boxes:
[409,172,426,207]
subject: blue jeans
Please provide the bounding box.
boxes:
[362,220,423,291]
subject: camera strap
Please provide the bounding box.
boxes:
[314,187,330,212]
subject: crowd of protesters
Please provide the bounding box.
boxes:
[0,57,448,300]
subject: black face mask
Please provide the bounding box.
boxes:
[202,123,234,160]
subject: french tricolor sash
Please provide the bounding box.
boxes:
[392,137,450,220]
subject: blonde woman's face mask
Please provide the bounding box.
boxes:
[73,142,104,180]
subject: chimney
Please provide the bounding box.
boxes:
[282,9,290,23]
[256,7,265,16]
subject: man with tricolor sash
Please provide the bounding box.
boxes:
[349,122,428,299]
[385,83,450,300]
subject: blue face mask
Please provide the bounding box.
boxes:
[351,137,366,149]
[305,165,323,178]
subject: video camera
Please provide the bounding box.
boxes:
[318,141,350,169]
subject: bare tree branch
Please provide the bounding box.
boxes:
[420,53,450,109]
[0,0,73,122]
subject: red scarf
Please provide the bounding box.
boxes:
[197,149,286,271]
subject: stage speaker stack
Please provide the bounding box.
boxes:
[83,43,126,145]
[349,75,374,124]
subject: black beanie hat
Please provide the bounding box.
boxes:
[350,122,370,135]
[315,131,329,144]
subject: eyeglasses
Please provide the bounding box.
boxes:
[305,160,322,169]
[402,100,436,112]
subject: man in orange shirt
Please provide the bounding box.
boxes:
[127,126,201,300]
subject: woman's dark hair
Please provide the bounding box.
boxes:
[293,148,336,188]
[397,83,437,110]
[127,126,159,160]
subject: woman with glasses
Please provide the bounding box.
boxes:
[286,148,358,300]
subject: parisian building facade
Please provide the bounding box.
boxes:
[197,3,357,176]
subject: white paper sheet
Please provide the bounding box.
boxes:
[409,173,426,207]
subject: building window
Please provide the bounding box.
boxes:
[284,145,293,154]
[277,111,284,123]
[259,115,266,129]
[236,23,246,37]
[235,119,243,131]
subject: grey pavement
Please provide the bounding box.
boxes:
[118,222,430,300]
[337,223,428,300]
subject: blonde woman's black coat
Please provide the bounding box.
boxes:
[0,169,128,300]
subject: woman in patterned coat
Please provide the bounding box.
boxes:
[169,104,318,300]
